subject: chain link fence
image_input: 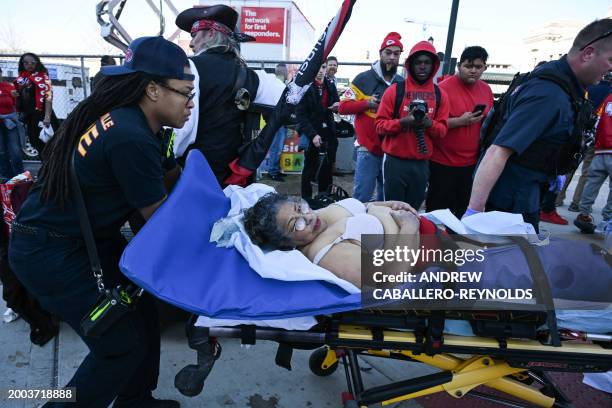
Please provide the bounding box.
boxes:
[0,53,514,166]
[0,54,126,121]
[1,53,515,120]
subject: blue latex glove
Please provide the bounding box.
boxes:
[549,175,566,193]
[462,207,481,219]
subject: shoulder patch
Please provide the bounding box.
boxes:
[341,86,356,100]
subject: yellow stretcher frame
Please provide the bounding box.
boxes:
[315,325,612,407]
[207,321,612,408]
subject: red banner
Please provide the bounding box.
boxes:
[240,7,285,44]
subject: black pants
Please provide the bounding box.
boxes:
[328,135,339,165]
[0,237,57,345]
[486,202,540,234]
[383,154,429,210]
[539,182,557,213]
[301,142,333,199]
[22,110,59,161]
[426,162,476,218]
[9,230,160,408]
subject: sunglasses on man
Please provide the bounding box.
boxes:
[580,29,612,51]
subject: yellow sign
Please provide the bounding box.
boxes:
[280,152,304,172]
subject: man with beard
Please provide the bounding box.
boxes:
[375,41,450,209]
[338,32,404,202]
[326,56,339,86]
[173,5,284,186]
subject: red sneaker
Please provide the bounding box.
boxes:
[540,210,569,225]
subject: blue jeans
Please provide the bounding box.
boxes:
[268,127,286,176]
[298,133,309,152]
[0,121,24,179]
[578,154,612,222]
[353,148,384,202]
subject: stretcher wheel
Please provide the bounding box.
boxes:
[309,347,339,376]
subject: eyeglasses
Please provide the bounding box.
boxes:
[156,82,196,104]
[580,29,612,51]
[291,200,312,232]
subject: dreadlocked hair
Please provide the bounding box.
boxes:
[38,72,166,208]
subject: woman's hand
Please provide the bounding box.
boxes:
[390,210,420,234]
[372,200,418,215]
[43,116,51,128]
[312,135,322,147]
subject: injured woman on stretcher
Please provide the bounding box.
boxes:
[120,152,612,404]
[242,193,423,288]
[120,151,611,326]
[239,192,611,304]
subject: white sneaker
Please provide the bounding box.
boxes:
[2,308,19,323]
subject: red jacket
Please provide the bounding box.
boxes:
[595,93,612,153]
[338,62,401,156]
[434,74,494,166]
[375,41,449,160]
[0,82,16,115]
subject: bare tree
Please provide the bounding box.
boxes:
[0,22,24,53]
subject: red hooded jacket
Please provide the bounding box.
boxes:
[375,41,449,160]
[595,93,612,153]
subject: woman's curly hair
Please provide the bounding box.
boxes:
[243,193,298,250]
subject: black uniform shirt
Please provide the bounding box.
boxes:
[17,105,166,238]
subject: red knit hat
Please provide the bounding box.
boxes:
[380,32,403,52]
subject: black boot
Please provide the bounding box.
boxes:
[29,316,59,347]
[174,322,221,397]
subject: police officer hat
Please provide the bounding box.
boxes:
[176,5,255,42]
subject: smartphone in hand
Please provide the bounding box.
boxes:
[472,104,486,114]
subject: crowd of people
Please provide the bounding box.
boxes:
[0,2,610,406]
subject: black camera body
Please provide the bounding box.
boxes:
[408,99,429,123]
[408,99,429,155]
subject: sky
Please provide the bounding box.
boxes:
[0,0,610,70]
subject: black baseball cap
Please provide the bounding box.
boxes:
[102,36,195,81]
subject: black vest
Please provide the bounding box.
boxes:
[185,49,259,185]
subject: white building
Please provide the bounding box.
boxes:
[522,6,612,70]
[523,21,584,70]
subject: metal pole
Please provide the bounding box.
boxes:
[442,0,460,75]
[80,57,88,98]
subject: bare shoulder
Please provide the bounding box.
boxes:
[318,203,352,221]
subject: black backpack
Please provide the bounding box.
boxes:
[480,67,593,176]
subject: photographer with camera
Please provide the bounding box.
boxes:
[376,41,449,209]
[296,62,339,200]
[427,46,493,218]
[339,32,404,202]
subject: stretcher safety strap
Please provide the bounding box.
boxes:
[508,237,561,347]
